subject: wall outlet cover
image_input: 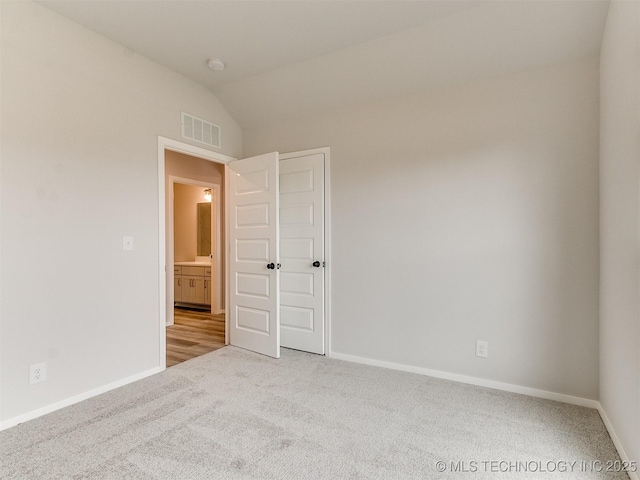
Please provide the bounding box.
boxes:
[476,340,488,359]
[29,362,47,385]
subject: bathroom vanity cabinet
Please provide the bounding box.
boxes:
[174,264,212,307]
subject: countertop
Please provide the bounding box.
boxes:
[174,261,211,267]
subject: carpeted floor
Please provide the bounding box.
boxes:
[0,347,628,479]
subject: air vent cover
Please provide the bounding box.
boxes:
[181,112,221,148]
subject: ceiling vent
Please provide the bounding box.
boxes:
[181,112,221,148]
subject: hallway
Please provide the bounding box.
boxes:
[166,308,225,367]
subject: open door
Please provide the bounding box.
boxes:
[228,152,280,358]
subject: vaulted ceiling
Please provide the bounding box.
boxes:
[38,1,609,128]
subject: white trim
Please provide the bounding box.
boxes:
[158,141,167,367]
[224,164,230,345]
[160,136,234,163]
[211,184,222,314]
[280,147,332,357]
[597,404,639,480]
[158,136,236,367]
[280,147,330,159]
[0,367,163,431]
[323,152,332,357]
[329,351,599,408]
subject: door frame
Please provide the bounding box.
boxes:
[167,177,221,322]
[157,137,332,369]
[158,136,235,369]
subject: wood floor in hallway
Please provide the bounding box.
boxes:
[166,308,225,367]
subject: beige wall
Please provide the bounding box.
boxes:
[245,56,600,399]
[599,0,640,464]
[165,150,226,310]
[166,150,225,186]
[0,1,241,423]
[173,183,204,262]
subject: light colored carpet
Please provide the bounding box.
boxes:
[0,347,627,479]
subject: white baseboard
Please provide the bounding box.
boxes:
[0,366,164,431]
[597,404,639,480]
[329,351,599,408]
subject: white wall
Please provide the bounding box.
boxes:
[245,56,600,399]
[0,1,242,423]
[599,0,640,464]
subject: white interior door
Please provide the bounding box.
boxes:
[279,153,324,354]
[228,152,280,358]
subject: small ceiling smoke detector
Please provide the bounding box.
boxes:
[207,58,225,71]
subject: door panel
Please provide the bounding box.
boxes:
[279,153,324,354]
[229,152,280,358]
[280,272,314,296]
[280,170,314,193]
[281,305,314,331]
[236,204,270,227]
[236,169,269,194]
[279,238,313,259]
[174,276,182,302]
[236,306,271,333]
[237,273,271,298]
[193,277,205,304]
[236,239,270,262]
[280,204,314,225]
[204,278,211,306]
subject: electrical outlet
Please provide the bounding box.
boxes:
[29,362,47,385]
[476,340,488,359]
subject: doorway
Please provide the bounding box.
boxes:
[160,139,233,367]
[168,179,224,366]
[169,179,222,316]
[157,137,332,368]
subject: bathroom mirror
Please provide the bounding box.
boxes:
[197,202,211,256]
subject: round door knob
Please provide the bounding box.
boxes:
[312,261,321,267]
[267,263,275,270]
